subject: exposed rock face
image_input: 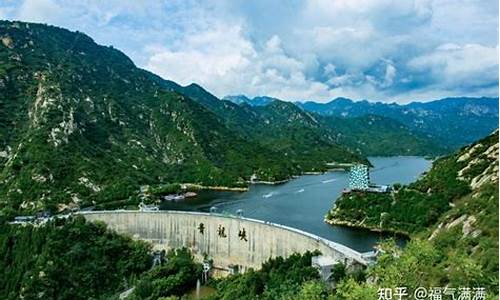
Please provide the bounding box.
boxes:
[457,143,483,162]
[1,35,13,48]
[326,130,498,238]
[457,131,499,189]
[0,20,364,214]
[433,214,480,240]
[462,215,477,237]
[445,215,468,229]
[429,130,498,241]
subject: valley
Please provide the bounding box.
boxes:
[0,19,498,300]
[0,20,479,217]
[160,156,431,252]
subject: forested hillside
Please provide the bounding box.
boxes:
[158,80,368,170]
[326,131,498,234]
[319,114,444,156]
[298,97,499,149]
[0,20,365,217]
[0,217,152,299]
[171,84,443,158]
[0,216,203,300]
[323,131,498,298]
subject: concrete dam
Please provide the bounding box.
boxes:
[80,211,368,273]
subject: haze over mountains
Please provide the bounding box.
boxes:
[0,21,497,215]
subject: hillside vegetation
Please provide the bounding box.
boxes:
[0,216,152,299]
[198,89,445,158]
[319,114,444,156]
[324,131,499,297]
[0,216,204,300]
[0,20,365,217]
[326,131,498,234]
[160,81,369,170]
[297,97,499,150]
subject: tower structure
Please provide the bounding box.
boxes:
[348,164,369,190]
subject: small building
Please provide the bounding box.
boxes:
[312,255,341,281]
[348,164,369,190]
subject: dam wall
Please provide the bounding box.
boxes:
[80,211,367,272]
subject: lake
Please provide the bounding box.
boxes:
[160,156,431,252]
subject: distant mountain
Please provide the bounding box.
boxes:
[223,95,275,106]
[0,21,366,215]
[297,97,499,149]
[319,115,444,156]
[222,95,251,105]
[190,89,444,157]
[0,20,486,216]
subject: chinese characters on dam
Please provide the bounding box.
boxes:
[199,222,248,242]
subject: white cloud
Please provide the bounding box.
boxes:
[146,27,330,101]
[383,63,397,88]
[1,0,498,102]
[17,0,63,23]
[146,24,254,89]
[140,0,499,102]
[408,43,498,89]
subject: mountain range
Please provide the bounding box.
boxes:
[161,82,442,158]
[224,95,498,151]
[0,20,497,216]
[0,21,364,215]
[294,96,498,149]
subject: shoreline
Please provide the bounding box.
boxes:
[324,217,410,237]
[181,183,248,192]
[301,171,325,175]
[326,168,348,172]
[247,179,290,185]
[183,162,354,192]
[248,166,350,185]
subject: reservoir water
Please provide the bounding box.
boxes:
[161,156,431,252]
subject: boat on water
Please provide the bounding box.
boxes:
[262,192,274,198]
[162,191,198,201]
[163,194,185,201]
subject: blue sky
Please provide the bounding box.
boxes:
[0,0,498,103]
